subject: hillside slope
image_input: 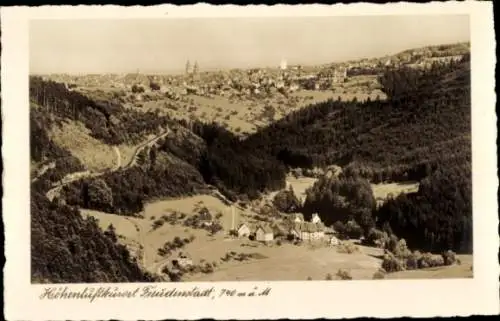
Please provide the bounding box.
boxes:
[244,57,471,182]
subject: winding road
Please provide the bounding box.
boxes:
[45,128,170,202]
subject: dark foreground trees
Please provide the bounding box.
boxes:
[31,189,158,283]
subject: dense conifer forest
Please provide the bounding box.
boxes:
[31,179,158,283]
[290,57,472,254]
[244,57,470,182]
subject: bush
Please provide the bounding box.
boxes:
[336,269,353,280]
[132,84,145,93]
[325,273,333,280]
[365,228,389,248]
[381,252,405,272]
[393,238,412,259]
[418,253,445,268]
[336,242,359,254]
[333,221,346,236]
[442,250,457,266]
[372,270,386,279]
[344,220,363,239]
[405,251,422,270]
[386,234,399,253]
[272,186,301,213]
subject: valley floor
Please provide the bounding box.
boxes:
[81,186,472,282]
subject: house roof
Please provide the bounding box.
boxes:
[257,224,274,234]
[290,222,324,233]
[237,223,250,231]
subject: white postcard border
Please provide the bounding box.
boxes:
[2,2,498,320]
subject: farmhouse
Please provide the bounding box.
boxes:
[329,235,340,246]
[237,223,251,238]
[256,225,274,242]
[289,222,325,242]
[311,213,322,224]
[292,213,305,223]
[172,253,193,268]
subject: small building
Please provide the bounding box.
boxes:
[292,213,305,223]
[172,253,193,268]
[289,222,325,242]
[311,213,322,224]
[329,235,340,246]
[237,223,251,238]
[256,225,274,242]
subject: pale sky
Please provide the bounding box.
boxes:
[29,15,470,74]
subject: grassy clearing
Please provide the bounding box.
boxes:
[48,120,118,171]
[82,198,472,282]
[184,241,382,282]
[371,182,420,201]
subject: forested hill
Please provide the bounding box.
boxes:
[30,79,168,283]
[243,57,471,182]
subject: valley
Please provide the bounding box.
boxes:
[30,42,473,283]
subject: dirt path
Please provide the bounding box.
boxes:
[31,161,57,183]
[125,217,147,268]
[112,146,121,170]
[122,129,171,169]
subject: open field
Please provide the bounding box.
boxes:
[48,120,118,171]
[80,82,387,136]
[286,176,318,202]
[184,241,382,281]
[82,192,471,282]
[371,181,420,201]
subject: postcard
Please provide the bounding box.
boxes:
[2,2,498,320]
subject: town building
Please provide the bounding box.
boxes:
[280,59,288,70]
[311,213,322,224]
[329,235,340,246]
[289,222,325,241]
[292,213,305,223]
[237,223,251,238]
[256,225,274,242]
[172,253,193,268]
[332,68,347,83]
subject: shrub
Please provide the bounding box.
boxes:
[336,242,359,254]
[336,269,353,280]
[325,273,333,280]
[272,187,301,213]
[201,262,214,274]
[365,228,389,248]
[307,276,313,280]
[442,250,457,266]
[386,234,399,253]
[344,220,363,239]
[418,252,445,268]
[406,251,422,270]
[372,270,386,279]
[132,84,145,93]
[333,221,346,236]
[381,252,405,272]
[152,219,165,230]
[393,239,412,259]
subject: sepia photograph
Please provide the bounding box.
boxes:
[29,14,473,283]
[2,2,498,320]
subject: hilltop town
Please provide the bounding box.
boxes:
[40,42,469,137]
